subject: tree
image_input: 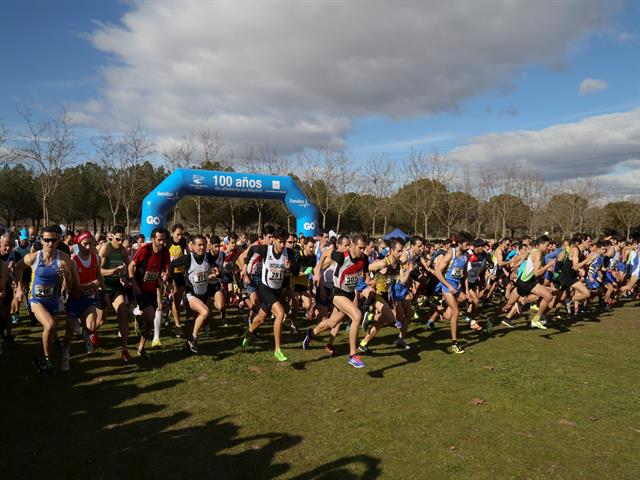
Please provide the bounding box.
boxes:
[0,164,39,226]
[546,193,589,239]
[300,149,340,230]
[605,200,640,240]
[367,154,396,236]
[94,133,126,228]
[405,150,451,238]
[435,191,467,238]
[11,109,77,224]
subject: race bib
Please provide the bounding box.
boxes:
[194,272,208,284]
[450,267,463,279]
[34,284,54,298]
[143,271,159,282]
[268,267,283,281]
[344,275,359,286]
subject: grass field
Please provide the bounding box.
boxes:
[2,301,639,479]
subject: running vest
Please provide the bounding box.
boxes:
[246,249,264,276]
[72,252,99,297]
[187,253,212,296]
[588,254,603,280]
[467,256,486,284]
[30,250,62,301]
[133,244,168,292]
[335,251,367,292]
[104,244,127,281]
[261,245,287,289]
[517,249,537,282]
[445,248,467,282]
[168,240,187,274]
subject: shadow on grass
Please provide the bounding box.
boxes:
[2,321,381,479]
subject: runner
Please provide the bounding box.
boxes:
[500,235,556,329]
[168,224,188,337]
[0,233,21,344]
[168,234,219,354]
[432,232,473,353]
[304,234,369,368]
[14,226,74,374]
[127,227,170,357]
[242,227,299,362]
[64,230,102,370]
[97,225,132,362]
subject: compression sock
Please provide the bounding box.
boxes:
[153,310,162,341]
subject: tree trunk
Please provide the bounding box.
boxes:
[627,224,631,241]
[125,205,131,234]
[321,211,327,229]
[42,197,48,226]
[413,213,418,236]
[93,216,97,234]
[336,212,342,234]
[287,215,291,233]
[256,206,262,235]
[196,198,202,234]
[229,200,235,232]
[383,216,388,236]
[371,216,376,237]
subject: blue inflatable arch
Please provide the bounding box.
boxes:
[140,168,318,239]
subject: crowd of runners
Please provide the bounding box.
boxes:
[0,221,639,374]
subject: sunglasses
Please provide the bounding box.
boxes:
[42,238,57,243]
[113,237,125,242]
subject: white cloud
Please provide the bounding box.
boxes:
[448,108,640,181]
[579,78,609,95]
[72,1,611,153]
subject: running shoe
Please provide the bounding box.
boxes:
[137,348,149,358]
[324,343,335,356]
[394,320,403,329]
[241,336,250,350]
[530,318,548,330]
[43,357,54,375]
[274,349,288,362]
[530,304,539,312]
[449,343,465,354]
[290,324,299,335]
[186,336,198,354]
[121,349,131,364]
[89,333,101,347]
[358,343,370,353]
[61,351,70,371]
[302,328,314,350]
[501,318,515,328]
[395,338,410,350]
[348,354,365,368]
[564,299,572,314]
[485,319,495,333]
[470,320,482,331]
[11,313,19,324]
[426,320,436,331]
[151,338,162,348]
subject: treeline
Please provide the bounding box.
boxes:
[1,110,639,239]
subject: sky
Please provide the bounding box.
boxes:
[1,0,639,194]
